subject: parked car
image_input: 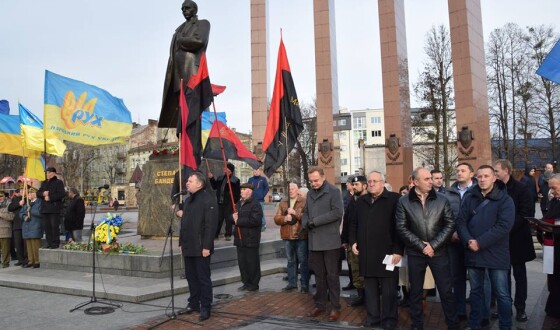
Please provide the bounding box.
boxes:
[272,193,283,202]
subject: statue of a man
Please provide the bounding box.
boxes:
[159,0,210,128]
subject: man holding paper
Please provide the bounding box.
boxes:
[349,171,403,330]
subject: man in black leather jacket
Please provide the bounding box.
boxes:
[395,167,459,330]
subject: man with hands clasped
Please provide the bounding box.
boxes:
[395,167,459,330]
[349,171,403,330]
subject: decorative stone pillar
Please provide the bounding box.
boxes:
[378,0,413,187]
[313,0,339,183]
[448,0,491,168]
[250,0,268,154]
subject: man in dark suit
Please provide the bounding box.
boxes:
[37,167,65,249]
[177,171,218,322]
[350,171,403,330]
[208,162,240,240]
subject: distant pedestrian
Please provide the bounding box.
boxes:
[0,192,15,268]
[248,167,269,232]
[8,189,26,266]
[232,183,263,292]
[20,186,43,269]
[64,188,85,243]
[113,198,119,212]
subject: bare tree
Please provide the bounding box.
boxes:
[412,25,456,185]
[0,154,24,179]
[295,100,317,189]
[525,25,560,163]
[59,143,98,192]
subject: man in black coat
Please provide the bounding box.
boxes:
[494,159,536,322]
[37,167,66,249]
[232,183,263,292]
[8,189,26,266]
[177,171,218,322]
[64,188,85,243]
[350,171,403,330]
[208,162,240,240]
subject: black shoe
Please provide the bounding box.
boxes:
[458,314,468,322]
[246,286,259,292]
[350,296,364,307]
[282,285,297,292]
[199,310,210,321]
[32,263,40,268]
[481,318,490,327]
[237,285,248,291]
[342,283,356,291]
[14,262,23,266]
[282,275,289,281]
[399,299,410,307]
[516,311,528,322]
[181,306,200,315]
[300,287,309,293]
[22,264,32,268]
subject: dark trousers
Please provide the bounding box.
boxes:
[310,249,341,311]
[42,213,61,248]
[364,275,399,328]
[12,229,26,263]
[509,262,528,312]
[449,242,467,316]
[184,256,213,311]
[215,203,233,238]
[237,246,261,290]
[408,253,459,330]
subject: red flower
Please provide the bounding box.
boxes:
[161,149,168,155]
[152,150,159,155]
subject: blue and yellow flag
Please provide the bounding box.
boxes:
[0,113,45,180]
[0,114,25,156]
[44,70,132,145]
[19,103,66,157]
[201,112,226,148]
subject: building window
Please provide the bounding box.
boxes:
[354,157,362,168]
[339,132,347,139]
[338,119,347,126]
[371,130,382,137]
[341,159,348,165]
[371,116,382,124]
[353,116,366,129]
[353,130,366,142]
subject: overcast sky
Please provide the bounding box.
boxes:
[1,0,559,134]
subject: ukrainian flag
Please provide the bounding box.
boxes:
[0,114,25,156]
[44,70,132,146]
[0,113,45,180]
[201,112,227,148]
[19,103,66,157]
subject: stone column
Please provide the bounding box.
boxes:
[313,0,339,184]
[250,0,268,157]
[448,0,491,168]
[378,0,413,187]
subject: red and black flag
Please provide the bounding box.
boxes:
[203,120,261,170]
[176,52,214,168]
[262,39,303,177]
[179,80,197,170]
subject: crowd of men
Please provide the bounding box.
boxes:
[177,161,560,329]
[0,167,86,270]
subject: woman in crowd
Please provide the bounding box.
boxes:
[20,187,43,268]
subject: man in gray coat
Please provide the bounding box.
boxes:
[302,166,344,322]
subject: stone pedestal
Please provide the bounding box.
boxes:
[137,154,179,238]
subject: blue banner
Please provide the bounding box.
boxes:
[537,39,560,83]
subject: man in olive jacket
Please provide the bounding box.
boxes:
[350,171,403,330]
[177,172,218,322]
[302,166,344,322]
[37,167,66,249]
[395,167,459,330]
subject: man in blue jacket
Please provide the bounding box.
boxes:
[247,167,269,231]
[456,165,515,330]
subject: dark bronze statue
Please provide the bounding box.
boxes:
[159,0,210,128]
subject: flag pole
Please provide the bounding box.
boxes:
[284,116,289,195]
[210,102,237,214]
[177,79,184,199]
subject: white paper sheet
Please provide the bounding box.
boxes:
[543,246,554,275]
[382,254,407,271]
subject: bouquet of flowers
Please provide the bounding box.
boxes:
[95,213,123,245]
